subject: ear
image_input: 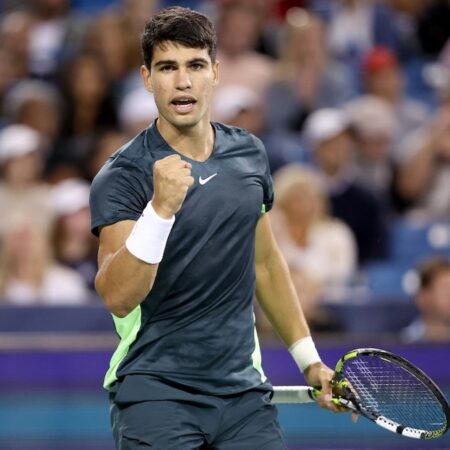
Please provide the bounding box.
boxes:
[140,65,153,93]
[212,60,219,87]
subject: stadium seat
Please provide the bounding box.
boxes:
[362,261,419,301]
[388,219,450,264]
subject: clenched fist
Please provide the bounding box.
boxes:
[151,155,194,218]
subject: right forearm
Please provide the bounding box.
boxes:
[95,246,158,317]
[94,155,193,317]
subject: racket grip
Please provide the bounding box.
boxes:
[272,386,316,404]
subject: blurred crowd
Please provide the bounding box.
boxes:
[0,0,449,340]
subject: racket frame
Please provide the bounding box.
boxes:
[272,347,450,440]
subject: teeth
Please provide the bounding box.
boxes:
[173,99,194,105]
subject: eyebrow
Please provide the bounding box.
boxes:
[153,57,210,68]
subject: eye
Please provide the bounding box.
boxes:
[190,63,205,71]
[160,65,175,72]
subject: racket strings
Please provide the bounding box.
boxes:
[343,356,446,432]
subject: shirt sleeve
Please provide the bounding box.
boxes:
[89,155,152,236]
[252,135,274,213]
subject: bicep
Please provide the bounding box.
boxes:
[255,213,282,270]
[97,220,136,269]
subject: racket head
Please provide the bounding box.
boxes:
[333,348,450,439]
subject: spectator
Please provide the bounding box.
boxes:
[51,178,98,295]
[0,124,54,239]
[395,81,450,219]
[215,0,275,96]
[385,0,428,61]
[266,7,355,134]
[362,46,428,144]
[2,79,62,142]
[0,220,89,305]
[0,49,21,119]
[345,94,399,213]
[417,0,450,57]
[85,130,127,181]
[27,0,88,79]
[59,53,118,138]
[271,163,357,330]
[0,11,34,84]
[118,87,158,137]
[50,53,118,176]
[305,107,388,265]
[326,0,398,70]
[212,84,308,172]
[402,257,450,342]
[118,0,161,93]
[83,11,137,90]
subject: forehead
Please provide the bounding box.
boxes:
[152,41,211,65]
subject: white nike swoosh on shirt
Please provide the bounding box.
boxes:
[199,173,218,185]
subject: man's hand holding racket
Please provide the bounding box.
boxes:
[303,361,346,413]
[304,361,357,418]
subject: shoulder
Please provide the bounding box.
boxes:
[90,130,155,233]
[213,122,266,153]
[91,129,159,190]
[104,128,160,170]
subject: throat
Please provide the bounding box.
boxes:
[157,119,215,161]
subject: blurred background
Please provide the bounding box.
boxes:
[0,0,450,449]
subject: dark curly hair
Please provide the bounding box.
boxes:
[141,7,217,69]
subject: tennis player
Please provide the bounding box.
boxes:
[90,7,341,449]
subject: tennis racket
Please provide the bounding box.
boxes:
[272,348,450,440]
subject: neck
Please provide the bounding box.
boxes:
[156,117,214,161]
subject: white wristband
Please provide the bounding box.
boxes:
[289,336,321,373]
[125,202,175,264]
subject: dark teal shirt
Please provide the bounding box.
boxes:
[90,121,274,394]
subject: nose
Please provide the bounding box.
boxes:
[176,68,192,90]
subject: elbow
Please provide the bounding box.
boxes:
[101,290,135,318]
[107,303,133,318]
[95,272,151,318]
[95,273,133,318]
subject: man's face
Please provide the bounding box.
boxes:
[141,42,219,131]
[314,131,352,177]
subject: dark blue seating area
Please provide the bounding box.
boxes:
[358,219,450,304]
[388,219,450,264]
[362,262,418,301]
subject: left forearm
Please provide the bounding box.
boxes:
[255,246,311,347]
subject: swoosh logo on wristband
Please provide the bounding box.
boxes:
[199,173,218,185]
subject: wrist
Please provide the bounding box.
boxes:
[151,198,176,220]
[289,336,321,373]
[125,201,175,264]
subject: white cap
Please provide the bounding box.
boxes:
[212,85,260,122]
[51,178,91,216]
[119,89,158,129]
[304,108,349,147]
[0,124,43,163]
[345,95,397,139]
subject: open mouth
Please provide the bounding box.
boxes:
[171,97,197,114]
